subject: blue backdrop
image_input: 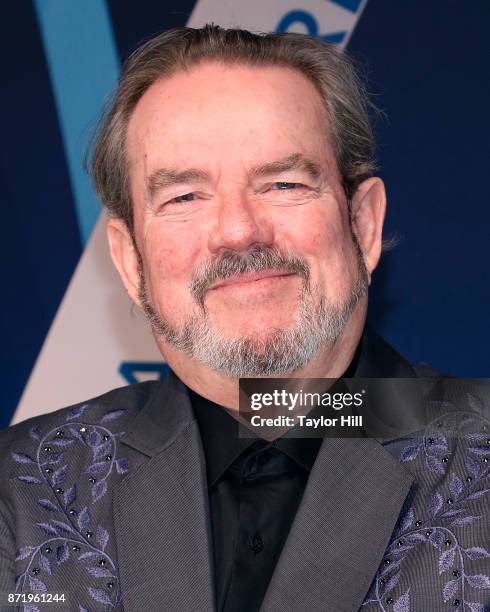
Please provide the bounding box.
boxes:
[1,0,489,428]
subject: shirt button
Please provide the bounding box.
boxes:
[249,533,264,554]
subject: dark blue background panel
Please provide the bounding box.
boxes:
[350,0,490,376]
[108,0,196,59]
[0,1,81,428]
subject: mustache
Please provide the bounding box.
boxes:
[190,245,310,308]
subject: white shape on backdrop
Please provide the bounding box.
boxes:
[12,216,164,424]
[188,0,367,47]
[12,0,367,424]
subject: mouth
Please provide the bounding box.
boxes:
[209,270,295,291]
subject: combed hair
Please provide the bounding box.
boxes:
[89,24,376,234]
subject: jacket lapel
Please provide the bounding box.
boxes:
[113,372,215,612]
[261,330,417,611]
[261,437,414,612]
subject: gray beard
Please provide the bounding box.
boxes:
[137,241,368,377]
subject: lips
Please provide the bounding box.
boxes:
[209,270,295,290]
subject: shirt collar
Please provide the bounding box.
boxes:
[189,388,253,487]
[190,388,324,488]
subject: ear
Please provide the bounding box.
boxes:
[106,218,142,306]
[350,177,386,281]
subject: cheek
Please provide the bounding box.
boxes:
[141,225,201,299]
[289,210,358,295]
[286,208,343,262]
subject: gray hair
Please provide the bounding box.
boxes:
[89,24,376,235]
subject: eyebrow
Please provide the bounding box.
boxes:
[146,168,210,199]
[146,152,323,199]
[251,153,323,181]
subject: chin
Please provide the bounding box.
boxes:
[216,318,295,340]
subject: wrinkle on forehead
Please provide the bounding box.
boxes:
[128,62,331,149]
[127,62,342,217]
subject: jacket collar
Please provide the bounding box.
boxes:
[118,368,195,457]
[354,326,417,378]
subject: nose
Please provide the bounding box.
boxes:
[207,190,274,254]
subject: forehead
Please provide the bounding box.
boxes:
[126,61,335,181]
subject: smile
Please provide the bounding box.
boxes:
[209,271,295,291]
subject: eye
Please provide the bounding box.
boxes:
[166,192,199,204]
[270,182,304,190]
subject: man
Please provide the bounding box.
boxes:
[1,25,489,612]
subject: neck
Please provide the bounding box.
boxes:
[154,302,367,411]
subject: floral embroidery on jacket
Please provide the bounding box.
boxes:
[362,394,490,612]
[11,403,130,611]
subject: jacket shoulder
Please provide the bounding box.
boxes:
[0,381,159,475]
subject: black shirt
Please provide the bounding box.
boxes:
[188,343,361,611]
[190,389,322,611]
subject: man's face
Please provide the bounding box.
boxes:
[121,62,372,376]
